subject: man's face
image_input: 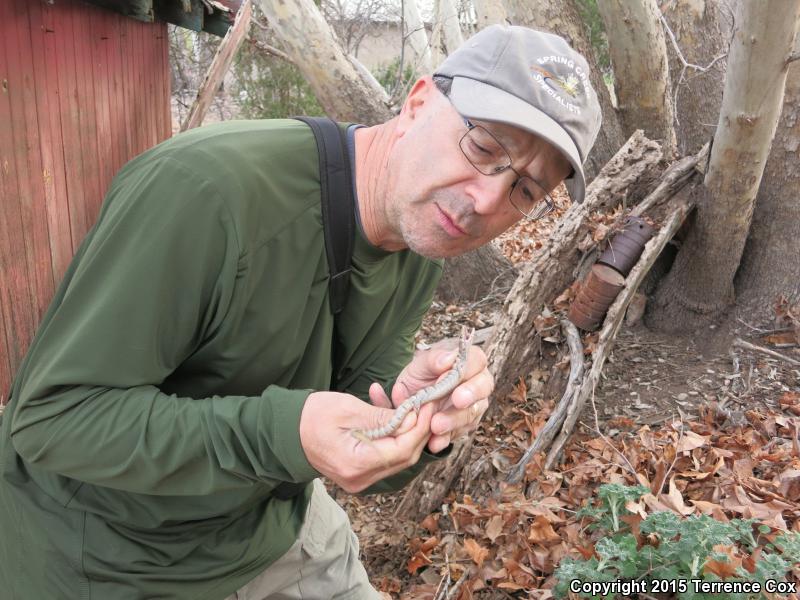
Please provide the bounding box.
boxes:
[384,79,573,259]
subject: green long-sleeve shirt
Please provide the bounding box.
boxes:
[0,119,443,599]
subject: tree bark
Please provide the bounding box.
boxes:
[661,0,732,155]
[597,0,676,155]
[402,0,434,77]
[437,0,465,55]
[255,0,392,124]
[473,0,508,30]
[735,62,800,321]
[435,244,517,304]
[503,0,625,181]
[648,1,800,331]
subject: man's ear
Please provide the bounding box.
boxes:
[395,76,436,136]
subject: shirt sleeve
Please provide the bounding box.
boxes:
[9,156,320,496]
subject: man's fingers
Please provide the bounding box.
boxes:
[450,368,494,409]
[430,397,489,437]
[368,382,393,409]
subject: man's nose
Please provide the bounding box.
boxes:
[467,172,515,215]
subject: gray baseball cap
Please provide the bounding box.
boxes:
[434,25,602,204]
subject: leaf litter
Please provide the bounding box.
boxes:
[331,191,800,599]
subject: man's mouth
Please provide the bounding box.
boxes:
[435,205,468,237]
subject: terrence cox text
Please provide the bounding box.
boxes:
[569,578,797,597]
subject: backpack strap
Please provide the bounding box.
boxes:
[271,118,356,502]
[293,116,355,315]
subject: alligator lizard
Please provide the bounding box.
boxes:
[352,326,475,441]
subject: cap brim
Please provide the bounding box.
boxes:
[448,76,587,204]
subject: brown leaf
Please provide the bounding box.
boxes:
[703,545,743,579]
[528,515,561,546]
[420,536,439,553]
[778,469,800,501]
[420,514,440,533]
[660,477,694,516]
[406,551,432,575]
[676,430,709,453]
[463,538,490,568]
[485,515,504,543]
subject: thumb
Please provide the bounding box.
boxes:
[368,382,393,409]
[410,348,458,382]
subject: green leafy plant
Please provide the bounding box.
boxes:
[555,483,800,599]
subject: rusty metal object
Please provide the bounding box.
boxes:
[597,216,655,277]
[568,264,626,331]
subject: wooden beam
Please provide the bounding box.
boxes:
[180,0,251,131]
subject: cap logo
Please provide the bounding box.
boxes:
[531,56,592,115]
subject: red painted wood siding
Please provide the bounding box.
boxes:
[0,0,171,401]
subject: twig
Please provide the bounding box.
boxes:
[732,338,800,367]
[659,416,684,496]
[588,388,639,479]
[433,552,452,600]
[445,567,471,600]
[505,320,585,485]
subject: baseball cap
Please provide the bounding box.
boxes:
[434,25,602,204]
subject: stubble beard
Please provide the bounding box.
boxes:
[394,192,477,260]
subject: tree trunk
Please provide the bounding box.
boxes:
[435,244,517,304]
[402,0,433,77]
[597,0,676,155]
[255,0,392,124]
[437,0,465,55]
[473,0,508,30]
[661,0,732,155]
[735,61,800,321]
[648,1,800,331]
[503,0,625,181]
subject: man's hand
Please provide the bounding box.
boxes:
[368,338,493,454]
[299,391,437,493]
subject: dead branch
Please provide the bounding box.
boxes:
[732,338,800,367]
[505,320,584,485]
[182,0,253,131]
[248,38,292,63]
[545,189,696,469]
[631,142,709,216]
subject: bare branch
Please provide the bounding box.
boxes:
[659,14,728,131]
[733,338,800,367]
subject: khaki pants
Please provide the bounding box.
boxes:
[225,480,382,600]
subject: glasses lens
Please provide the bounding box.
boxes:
[460,126,511,175]
[511,177,554,220]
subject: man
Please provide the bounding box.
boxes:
[0,25,600,599]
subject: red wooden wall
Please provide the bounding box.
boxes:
[0,0,171,401]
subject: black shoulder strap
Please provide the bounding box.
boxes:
[293,116,355,315]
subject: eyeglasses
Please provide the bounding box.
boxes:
[458,118,555,221]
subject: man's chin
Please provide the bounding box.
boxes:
[405,237,480,260]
